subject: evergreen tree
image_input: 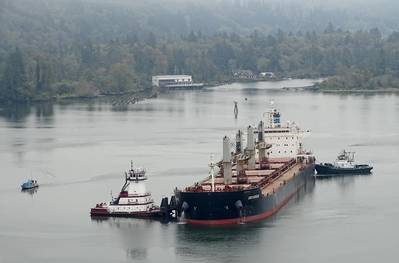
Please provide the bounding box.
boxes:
[35,56,53,94]
[0,48,32,102]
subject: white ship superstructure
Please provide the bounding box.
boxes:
[91,162,161,217]
[262,105,309,158]
[107,163,156,213]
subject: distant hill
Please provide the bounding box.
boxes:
[2,0,399,102]
[2,0,399,52]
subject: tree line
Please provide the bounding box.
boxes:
[2,27,399,102]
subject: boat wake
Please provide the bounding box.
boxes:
[39,173,120,188]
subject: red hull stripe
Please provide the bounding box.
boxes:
[185,183,303,226]
[90,210,161,218]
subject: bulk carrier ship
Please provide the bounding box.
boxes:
[175,106,315,225]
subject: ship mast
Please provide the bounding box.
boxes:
[209,155,216,192]
[246,125,256,170]
[222,136,232,185]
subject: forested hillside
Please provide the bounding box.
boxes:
[1,0,399,102]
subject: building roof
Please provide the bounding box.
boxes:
[152,75,191,79]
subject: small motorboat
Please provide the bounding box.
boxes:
[21,179,39,190]
[315,150,373,176]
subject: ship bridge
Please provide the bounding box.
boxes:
[261,106,309,158]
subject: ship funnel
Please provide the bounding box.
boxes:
[247,126,256,169]
[223,136,232,185]
[235,130,242,154]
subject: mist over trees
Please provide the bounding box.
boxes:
[1,0,399,102]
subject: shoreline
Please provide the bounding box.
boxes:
[3,79,399,105]
[317,88,399,93]
[282,83,399,94]
[0,89,159,105]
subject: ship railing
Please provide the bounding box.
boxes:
[120,192,151,198]
[183,159,297,193]
[128,192,151,197]
[257,158,297,188]
[184,184,245,193]
[127,200,154,205]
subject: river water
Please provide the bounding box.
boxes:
[1,79,398,263]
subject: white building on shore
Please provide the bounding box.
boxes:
[152,75,203,89]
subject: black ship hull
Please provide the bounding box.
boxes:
[176,164,315,225]
[315,164,373,175]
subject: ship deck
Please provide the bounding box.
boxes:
[184,157,301,193]
[261,162,301,196]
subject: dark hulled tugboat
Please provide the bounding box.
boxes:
[315,150,373,176]
[90,162,162,218]
[175,105,316,226]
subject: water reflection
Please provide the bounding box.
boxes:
[126,248,147,261]
[0,103,31,123]
[0,102,55,125]
[91,218,168,261]
[316,173,372,181]
[35,102,54,118]
[20,187,38,196]
[175,224,261,262]
[316,173,373,193]
[111,104,129,112]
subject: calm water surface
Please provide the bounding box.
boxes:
[1,79,399,263]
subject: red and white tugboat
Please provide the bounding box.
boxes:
[90,162,162,218]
